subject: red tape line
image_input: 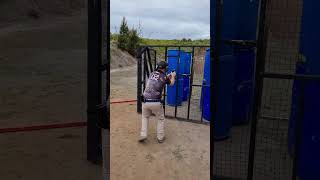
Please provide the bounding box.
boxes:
[0,122,87,134]
[0,99,137,134]
[110,99,137,104]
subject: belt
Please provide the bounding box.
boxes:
[143,99,162,103]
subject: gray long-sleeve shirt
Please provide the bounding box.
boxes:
[143,71,170,100]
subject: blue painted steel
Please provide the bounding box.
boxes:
[232,48,255,125]
[182,52,191,101]
[288,1,320,179]
[201,49,235,139]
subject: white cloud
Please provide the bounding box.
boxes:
[111,0,210,40]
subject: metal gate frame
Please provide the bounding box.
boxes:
[87,0,109,168]
[211,1,259,179]
[136,45,210,124]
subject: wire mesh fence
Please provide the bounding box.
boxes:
[252,0,303,179]
[212,0,320,180]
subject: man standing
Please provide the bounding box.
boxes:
[139,61,176,143]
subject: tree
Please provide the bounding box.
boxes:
[127,27,141,56]
[116,17,142,56]
[118,17,129,50]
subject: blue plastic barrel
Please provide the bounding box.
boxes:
[211,0,259,56]
[297,81,320,180]
[168,50,186,75]
[179,51,187,74]
[237,0,260,40]
[288,1,320,179]
[232,48,255,125]
[182,52,191,101]
[211,0,259,124]
[201,49,210,118]
[184,52,191,74]
[200,49,211,110]
[201,81,209,117]
[288,62,306,156]
[289,73,320,180]
[167,50,184,106]
[167,50,180,73]
[201,49,235,140]
[166,78,183,106]
[299,0,320,75]
[182,76,190,101]
[204,49,211,83]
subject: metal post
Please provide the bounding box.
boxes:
[187,47,195,120]
[143,52,148,90]
[147,48,153,72]
[163,47,168,115]
[154,50,157,70]
[87,0,102,164]
[291,80,305,180]
[102,0,110,178]
[211,0,223,178]
[247,0,268,179]
[200,85,205,122]
[174,47,181,118]
[102,128,109,180]
[137,47,143,113]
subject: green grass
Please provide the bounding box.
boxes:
[111,33,210,54]
[140,38,210,46]
[111,33,209,46]
[140,38,209,53]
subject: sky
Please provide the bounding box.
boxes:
[110,0,210,40]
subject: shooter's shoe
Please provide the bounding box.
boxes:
[138,136,147,143]
[157,137,166,143]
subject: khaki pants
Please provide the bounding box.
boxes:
[140,102,165,140]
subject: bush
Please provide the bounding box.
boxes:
[127,28,141,56]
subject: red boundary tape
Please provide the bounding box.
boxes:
[110,99,137,104]
[0,122,87,134]
[0,99,136,134]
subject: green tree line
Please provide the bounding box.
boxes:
[111,17,210,56]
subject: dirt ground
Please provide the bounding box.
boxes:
[0,13,210,180]
[0,128,101,180]
[111,103,209,180]
[0,14,103,180]
[110,67,210,180]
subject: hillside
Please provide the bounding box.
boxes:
[0,0,85,25]
[110,44,137,69]
[0,0,136,70]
